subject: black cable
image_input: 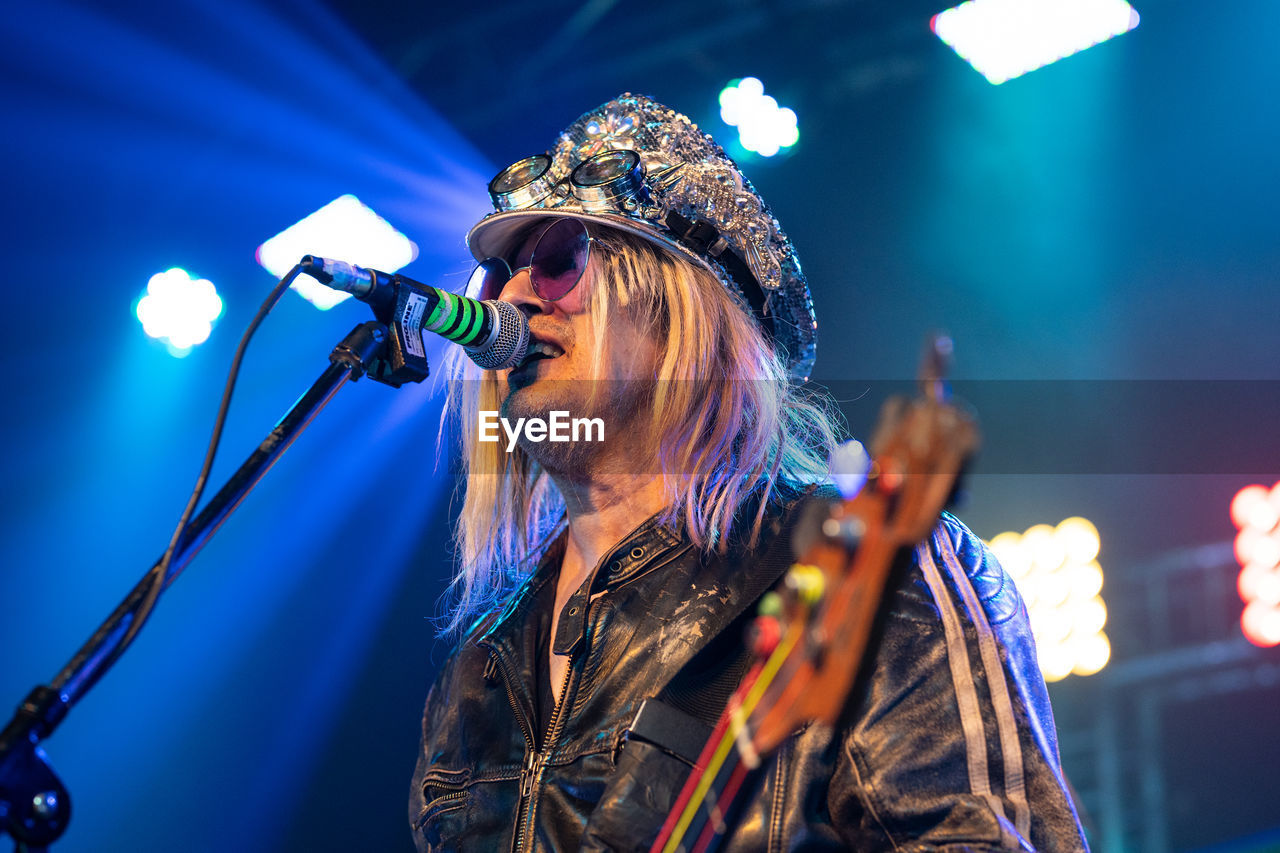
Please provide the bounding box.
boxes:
[111,265,303,660]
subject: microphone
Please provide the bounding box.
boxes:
[300,256,529,370]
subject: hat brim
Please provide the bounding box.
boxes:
[467,209,698,269]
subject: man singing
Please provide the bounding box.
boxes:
[410,94,1088,852]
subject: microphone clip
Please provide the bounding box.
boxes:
[302,257,432,388]
[368,272,434,387]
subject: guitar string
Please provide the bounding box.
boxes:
[689,757,752,853]
[672,635,796,853]
[661,622,802,853]
[655,689,740,851]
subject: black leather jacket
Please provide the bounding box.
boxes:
[410,493,1089,852]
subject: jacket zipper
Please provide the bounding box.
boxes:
[511,657,577,853]
[414,790,469,833]
[424,789,467,812]
[486,649,539,814]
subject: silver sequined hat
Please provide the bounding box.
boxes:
[466,93,816,381]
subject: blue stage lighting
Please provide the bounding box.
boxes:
[256,195,419,309]
[932,0,1140,85]
[718,78,799,158]
[135,268,223,355]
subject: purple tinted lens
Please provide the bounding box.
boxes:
[530,218,590,301]
[473,257,511,302]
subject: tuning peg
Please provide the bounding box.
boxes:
[829,439,871,499]
[822,515,867,549]
[749,614,783,657]
[785,564,826,606]
[920,332,954,403]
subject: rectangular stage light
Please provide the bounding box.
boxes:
[931,0,1140,85]
[257,195,418,309]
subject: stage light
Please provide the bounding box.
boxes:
[718,78,799,158]
[1242,601,1280,647]
[987,517,1110,681]
[1070,560,1104,601]
[931,0,1140,85]
[1056,515,1102,564]
[1071,632,1111,677]
[988,531,1030,578]
[136,268,223,356]
[1023,523,1065,571]
[1230,481,1280,647]
[1231,484,1280,532]
[256,195,419,309]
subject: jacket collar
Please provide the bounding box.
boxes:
[553,516,689,656]
[477,512,688,657]
[474,483,833,671]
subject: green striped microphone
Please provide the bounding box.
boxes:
[301,256,529,370]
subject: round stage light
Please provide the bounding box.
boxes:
[1231,481,1280,647]
[1071,633,1111,677]
[136,267,223,355]
[1056,516,1101,564]
[1231,485,1279,532]
[987,517,1109,681]
[1241,600,1280,647]
[718,78,799,158]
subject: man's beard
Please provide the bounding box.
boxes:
[500,378,655,478]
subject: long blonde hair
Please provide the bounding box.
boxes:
[438,224,842,633]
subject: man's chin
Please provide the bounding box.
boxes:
[496,385,590,473]
[500,380,584,426]
[497,377,657,474]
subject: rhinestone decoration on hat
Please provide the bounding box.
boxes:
[470,93,817,380]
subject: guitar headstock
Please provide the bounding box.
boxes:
[747,334,979,752]
[867,333,978,542]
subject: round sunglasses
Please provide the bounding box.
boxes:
[468,218,593,303]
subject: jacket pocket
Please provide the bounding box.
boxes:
[414,768,471,849]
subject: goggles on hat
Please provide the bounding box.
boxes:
[488,148,650,215]
[467,217,593,303]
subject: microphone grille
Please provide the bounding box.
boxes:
[466,300,529,370]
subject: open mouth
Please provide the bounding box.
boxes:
[513,339,565,372]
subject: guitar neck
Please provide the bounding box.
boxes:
[647,335,978,853]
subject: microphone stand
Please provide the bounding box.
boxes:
[0,319,403,852]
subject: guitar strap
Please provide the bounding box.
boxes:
[579,489,834,852]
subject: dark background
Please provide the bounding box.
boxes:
[1,0,1277,850]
